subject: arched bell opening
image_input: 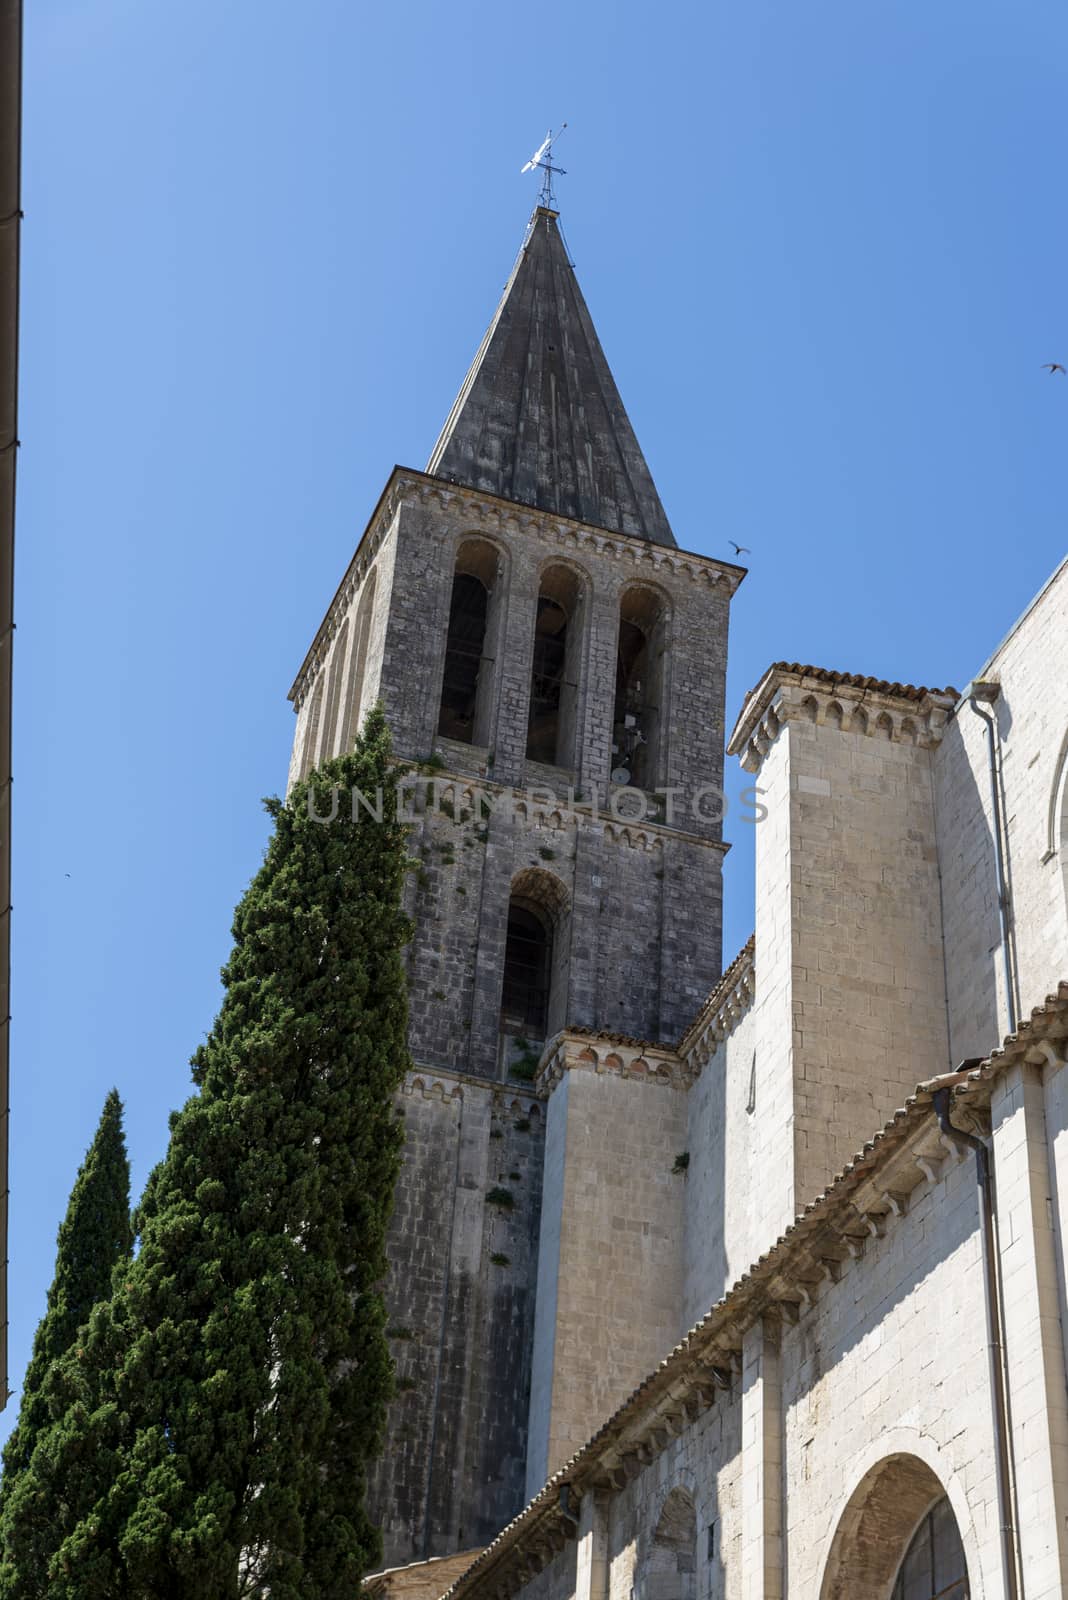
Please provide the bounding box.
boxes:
[526,564,585,769]
[437,538,504,747]
[613,585,669,792]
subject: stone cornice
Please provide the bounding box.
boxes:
[535,1031,693,1095]
[726,663,958,773]
[406,773,730,856]
[676,936,755,1065]
[289,467,746,706]
[440,981,1068,1600]
[403,1064,542,1108]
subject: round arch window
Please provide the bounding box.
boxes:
[891,1497,968,1600]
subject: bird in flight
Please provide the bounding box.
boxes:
[1041,363,1066,375]
[728,541,751,556]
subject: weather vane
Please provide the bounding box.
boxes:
[521,124,568,210]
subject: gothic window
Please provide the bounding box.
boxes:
[613,586,668,792]
[526,565,584,768]
[344,567,378,749]
[501,903,553,1036]
[438,539,503,747]
[890,1498,968,1600]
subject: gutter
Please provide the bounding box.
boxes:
[960,679,1019,1034]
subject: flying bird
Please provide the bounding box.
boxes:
[729,542,751,556]
[1041,363,1066,375]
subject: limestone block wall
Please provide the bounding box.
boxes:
[525,1043,690,1498]
[783,1148,1001,1598]
[681,1000,757,1330]
[935,558,1068,1062]
[465,1100,1020,1600]
[369,1071,545,1566]
[729,670,955,1216]
[605,1391,743,1600]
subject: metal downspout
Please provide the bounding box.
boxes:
[932,1082,1021,1600]
[962,681,1019,1034]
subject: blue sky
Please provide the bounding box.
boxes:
[6,0,1066,1434]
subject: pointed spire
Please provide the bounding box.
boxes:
[428,208,676,547]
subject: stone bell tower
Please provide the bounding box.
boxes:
[286,207,744,1564]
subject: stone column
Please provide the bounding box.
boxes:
[992,1061,1068,1599]
[574,1491,609,1600]
[741,1316,782,1600]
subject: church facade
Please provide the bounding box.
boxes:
[287,205,1068,1599]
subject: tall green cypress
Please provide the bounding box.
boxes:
[2,709,412,1600]
[0,1090,132,1590]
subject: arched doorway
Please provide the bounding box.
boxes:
[820,1455,969,1600]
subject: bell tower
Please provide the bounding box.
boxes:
[287,206,744,1562]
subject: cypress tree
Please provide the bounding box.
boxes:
[2,710,412,1599]
[0,1090,132,1591]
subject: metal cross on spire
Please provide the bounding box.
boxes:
[520,123,567,210]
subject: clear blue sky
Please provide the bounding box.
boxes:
[7,0,1065,1435]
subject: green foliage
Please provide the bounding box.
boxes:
[485,1187,514,1210]
[672,1151,690,1174]
[2,708,412,1600]
[489,1254,511,1268]
[386,1327,413,1342]
[0,1091,132,1593]
[537,847,556,861]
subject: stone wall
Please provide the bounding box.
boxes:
[526,1043,690,1497]
[681,1000,757,1329]
[368,1070,545,1566]
[448,1057,1068,1600]
[935,558,1068,1061]
[730,670,955,1217]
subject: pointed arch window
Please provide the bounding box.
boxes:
[527,565,584,768]
[613,586,669,791]
[438,539,503,747]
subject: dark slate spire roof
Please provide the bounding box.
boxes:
[427,208,676,547]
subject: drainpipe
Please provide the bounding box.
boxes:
[961,680,1019,1034]
[932,1079,1021,1600]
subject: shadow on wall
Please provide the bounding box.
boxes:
[936,704,1005,1062]
[633,1481,727,1600]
